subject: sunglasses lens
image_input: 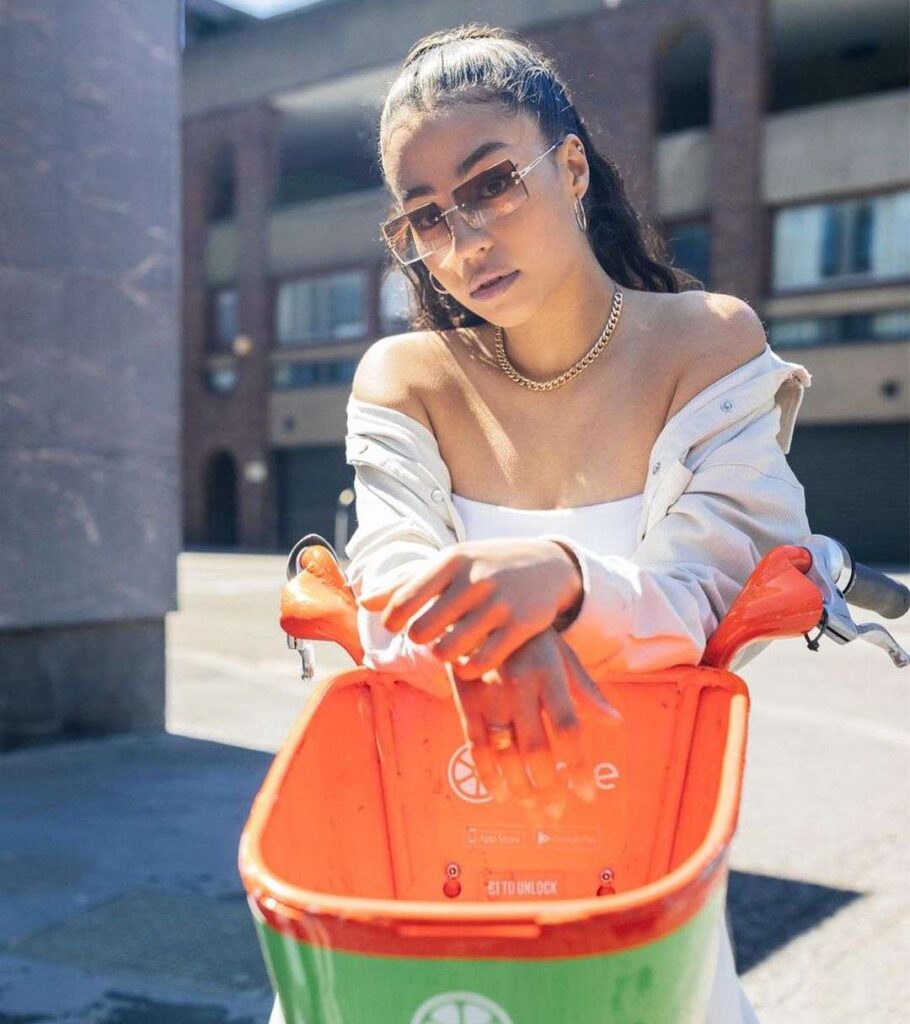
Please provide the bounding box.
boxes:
[381,161,529,264]
[382,208,450,265]
[455,161,527,228]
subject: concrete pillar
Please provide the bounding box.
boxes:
[0,1,181,748]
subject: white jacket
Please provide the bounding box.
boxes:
[343,343,812,693]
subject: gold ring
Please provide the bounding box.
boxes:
[487,722,515,751]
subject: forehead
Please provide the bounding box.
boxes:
[385,105,542,204]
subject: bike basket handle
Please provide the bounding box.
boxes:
[844,561,910,619]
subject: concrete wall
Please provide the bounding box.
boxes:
[657,90,910,219]
[182,0,604,117]
[0,2,181,748]
[764,90,910,205]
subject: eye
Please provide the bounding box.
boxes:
[479,172,513,198]
[409,206,442,230]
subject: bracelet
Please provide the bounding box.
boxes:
[551,541,584,632]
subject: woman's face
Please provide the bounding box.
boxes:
[383,103,591,325]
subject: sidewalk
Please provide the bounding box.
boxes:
[0,732,276,1023]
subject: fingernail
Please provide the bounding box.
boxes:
[577,780,596,803]
[546,800,566,822]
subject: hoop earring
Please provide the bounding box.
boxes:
[574,195,587,232]
[428,271,448,295]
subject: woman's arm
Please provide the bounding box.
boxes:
[344,334,457,697]
[345,469,456,697]
[538,298,808,678]
[539,402,811,678]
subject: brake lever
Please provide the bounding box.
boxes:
[287,633,318,681]
[801,535,909,668]
[853,623,910,668]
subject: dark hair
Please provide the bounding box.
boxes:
[377,23,702,333]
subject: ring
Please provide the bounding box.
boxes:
[487,721,515,751]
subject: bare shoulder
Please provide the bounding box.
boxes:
[350,331,439,433]
[662,290,769,422]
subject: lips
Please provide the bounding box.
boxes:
[469,270,517,297]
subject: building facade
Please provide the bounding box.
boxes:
[181,0,910,562]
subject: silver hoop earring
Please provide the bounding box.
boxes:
[574,195,587,232]
[428,272,448,295]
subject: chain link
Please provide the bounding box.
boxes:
[494,288,624,391]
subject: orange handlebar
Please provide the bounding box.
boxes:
[279,544,363,664]
[701,545,822,670]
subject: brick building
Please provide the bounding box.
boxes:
[181,0,910,562]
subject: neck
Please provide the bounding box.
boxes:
[498,257,619,383]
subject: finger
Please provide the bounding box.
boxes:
[558,640,623,725]
[432,603,510,664]
[473,671,541,817]
[496,744,545,826]
[357,582,399,610]
[476,668,513,734]
[454,620,529,680]
[535,651,594,804]
[407,582,495,646]
[494,653,562,820]
[507,667,567,821]
[380,554,463,632]
[448,669,507,803]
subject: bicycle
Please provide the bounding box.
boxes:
[239,532,908,1024]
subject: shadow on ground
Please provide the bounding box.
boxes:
[728,869,862,974]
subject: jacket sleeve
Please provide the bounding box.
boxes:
[343,464,457,699]
[540,409,812,679]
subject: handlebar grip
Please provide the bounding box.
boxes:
[844,561,910,619]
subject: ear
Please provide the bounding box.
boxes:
[562,132,590,202]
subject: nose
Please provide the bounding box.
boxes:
[439,207,491,269]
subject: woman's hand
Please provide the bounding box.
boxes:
[446,627,622,822]
[357,539,582,679]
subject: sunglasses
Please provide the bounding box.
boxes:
[381,137,567,266]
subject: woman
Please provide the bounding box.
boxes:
[271,22,813,1024]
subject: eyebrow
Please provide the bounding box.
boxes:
[400,140,510,204]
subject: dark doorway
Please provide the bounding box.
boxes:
[274,445,353,553]
[788,421,910,565]
[204,451,238,547]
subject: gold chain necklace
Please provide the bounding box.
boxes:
[494,287,623,391]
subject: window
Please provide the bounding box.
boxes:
[208,144,236,223]
[663,221,710,288]
[768,308,910,349]
[272,359,359,390]
[276,271,367,346]
[772,190,910,292]
[210,287,238,350]
[379,267,412,334]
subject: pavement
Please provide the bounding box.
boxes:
[1,551,908,1023]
